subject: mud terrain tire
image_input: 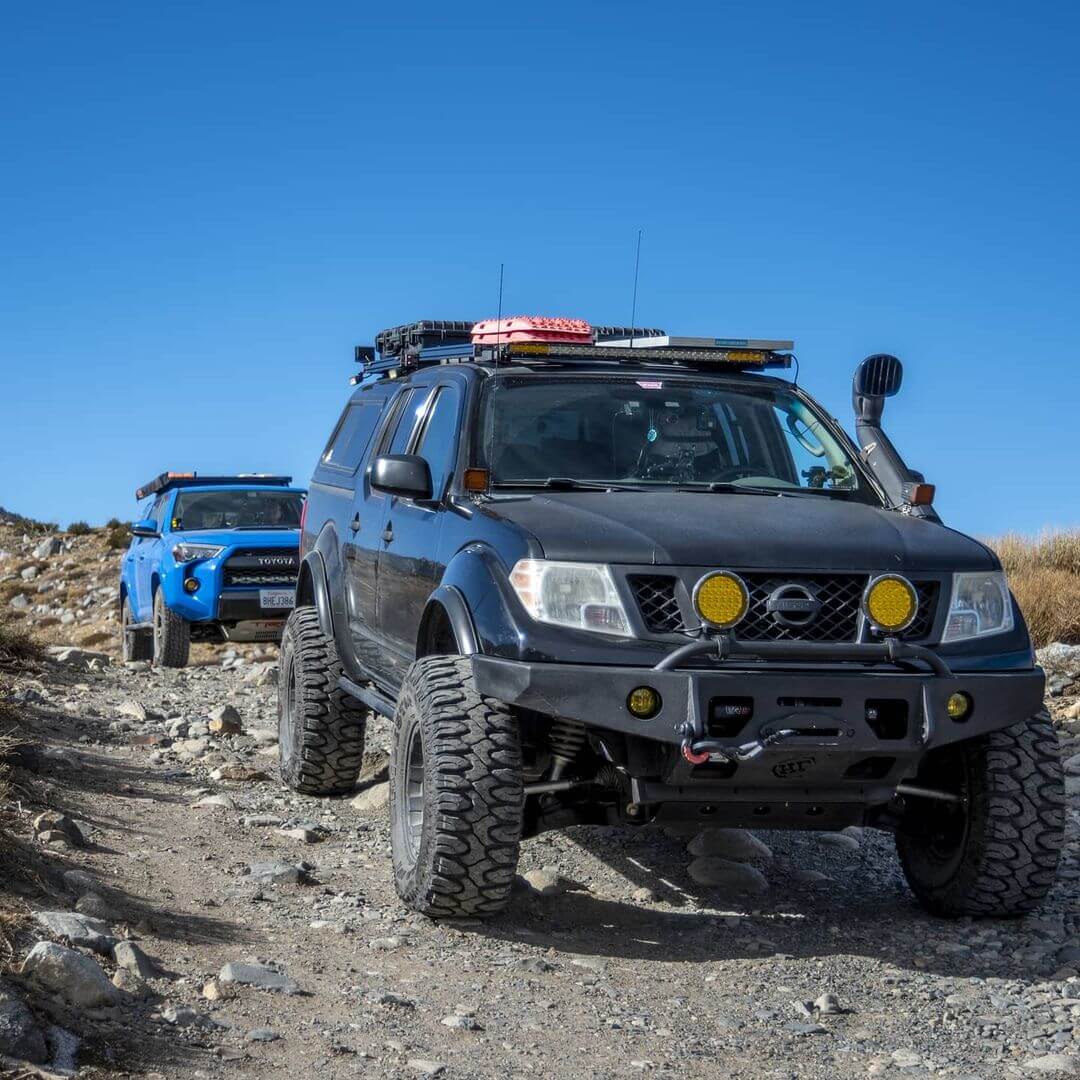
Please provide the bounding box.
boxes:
[153,589,190,668]
[278,605,366,795]
[121,595,153,663]
[390,656,524,919]
[897,710,1064,917]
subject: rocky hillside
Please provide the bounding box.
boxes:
[0,522,1079,1076]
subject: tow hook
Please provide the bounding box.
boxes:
[679,728,798,765]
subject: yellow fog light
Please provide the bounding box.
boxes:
[627,686,661,719]
[693,571,749,630]
[946,692,972,721]
[183,577,200,594]
[863,574,917,633]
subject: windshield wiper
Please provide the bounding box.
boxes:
[491,477,644,492]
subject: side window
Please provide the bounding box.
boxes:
[414,386,462,499]
[322,400,385,473]
[384,388,427,456]
[150,498,169,533]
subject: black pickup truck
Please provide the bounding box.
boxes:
[278,318,1063,921]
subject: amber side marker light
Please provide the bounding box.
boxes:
[946,692,972,721]
[463,468,489,492]
[906,483,936,506]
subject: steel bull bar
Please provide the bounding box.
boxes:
[470,636,1045,804]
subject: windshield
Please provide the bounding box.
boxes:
[171,489,304,531]
[476,375,873,499]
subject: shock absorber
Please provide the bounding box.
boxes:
[548,717,586,780]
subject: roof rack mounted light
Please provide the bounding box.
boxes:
[136,472,294,500]
[603,335,794,352]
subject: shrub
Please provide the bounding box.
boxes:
[66,521,92,536]
[984,531,1080,648]
[106,526,131,550]
[105,517,124,530]
[0,616,40,668]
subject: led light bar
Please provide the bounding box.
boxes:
[603,335,795,351]
[136,472,294,500]
[503,342,791,367]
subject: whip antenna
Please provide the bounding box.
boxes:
[629,229,643,348]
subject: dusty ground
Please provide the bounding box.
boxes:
[3,523,1080,1079]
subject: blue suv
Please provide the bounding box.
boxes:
[120,472,306,666]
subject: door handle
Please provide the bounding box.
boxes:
[349,514,361,532]
[381,522,394,544]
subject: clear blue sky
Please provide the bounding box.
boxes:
[1,1,1077,537]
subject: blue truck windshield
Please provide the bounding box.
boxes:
[478,375,871,499]
[171,490,304,530]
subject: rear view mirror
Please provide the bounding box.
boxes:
[852,353,903,423]
[131,518,159,538]
[371,454,432,501]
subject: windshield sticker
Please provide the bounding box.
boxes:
[636,380,663,389]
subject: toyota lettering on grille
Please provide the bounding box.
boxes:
[257,556,296,568]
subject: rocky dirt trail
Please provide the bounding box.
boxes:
[4,526,1080,1078]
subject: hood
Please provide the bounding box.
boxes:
[484,491,995,572]
[170,528,300,549]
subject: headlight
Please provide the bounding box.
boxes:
[942,570,1014,642]
[509,559,632,637]
[172,543,225,563]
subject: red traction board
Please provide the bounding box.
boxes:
[472,316,593,345]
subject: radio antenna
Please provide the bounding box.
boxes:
[628,229,643,349]
[484,262,505,492]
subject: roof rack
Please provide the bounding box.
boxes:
[136,472,294,500]
[353,318,793,383]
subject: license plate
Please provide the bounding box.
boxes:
[259,588,294,610]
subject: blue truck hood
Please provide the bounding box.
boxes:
[171,528,300,549]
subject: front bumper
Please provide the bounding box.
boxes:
[471,637,1045,806]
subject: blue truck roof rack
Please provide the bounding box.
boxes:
[136,473,294,500]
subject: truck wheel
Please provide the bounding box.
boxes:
[121,596,153,662]
[896,710,1064,917]
[278,606,366,795]
[153,589,190,668]
[390,656,524,920]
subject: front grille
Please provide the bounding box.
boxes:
[740,573,863,642]
[223,548,299,589]
[223,572,297,587]
[628,572,940,643]
[629,575,686,633]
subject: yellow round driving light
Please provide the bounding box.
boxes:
[863,574,918,633]
[946,692,972,721]
[627,686,661,719]
[693,571,749,630]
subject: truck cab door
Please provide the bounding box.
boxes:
[376,382,462,682]
[344,386,426,676]
[134,497,167,620]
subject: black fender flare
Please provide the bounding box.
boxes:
[418,584,480,656]
[296,550,335,640]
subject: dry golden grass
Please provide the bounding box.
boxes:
[984,530,1080,647]
[0,615,40,668]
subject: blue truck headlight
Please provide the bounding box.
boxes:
[172,543,225,563]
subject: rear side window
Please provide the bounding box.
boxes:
[321,400,385,473]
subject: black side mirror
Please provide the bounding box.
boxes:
[371,454,432,500]
[131,518,160,538]
[852,354,903,423]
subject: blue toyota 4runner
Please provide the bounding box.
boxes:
[280,318,1063,922]
[120,473,306,667]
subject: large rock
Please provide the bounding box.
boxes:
[687,857,769,894]
[20,942,117,1008]
[33,536,64,558]
[687,828,773,862]
[0,981,47,1064]
[247,861,309,886]
[351,782,390,813]
[1023,1054,1080,1074]
[208,705,242,735]
[31,812,85,848]
[33,911,116,955]
[112,941,158,980]
[218,962,300,995]
[1037,643,1080,674]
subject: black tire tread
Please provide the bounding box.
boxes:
[391,656,523,919]
[153,589,190,668]
[122,596,153,662]
[278,606,366,795]
[898,710,1064,917]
